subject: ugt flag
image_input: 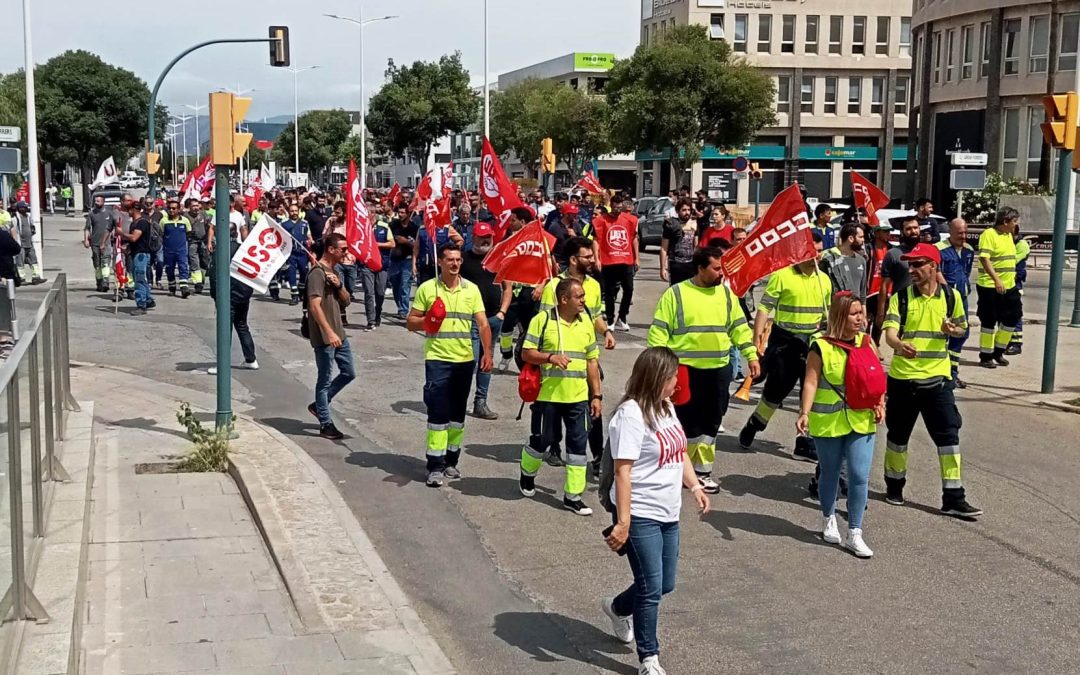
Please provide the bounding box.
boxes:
[230,214,294,294]
[720,183,816,297]
[346,159,381,272]
[850,171,890,226]
[483,220,556,286]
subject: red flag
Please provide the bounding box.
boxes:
[480,137,526,240]
[441,163,454,200]
[483,220,556,286]
[346,160,382,272]
[575,170,604,195]
[181,154,215,202]
[720,183,815,297]
[113,240,128,286]
[15,182,29,203]
[383,182,401,208]
[850,171,890,226]
[423,195,453,244]
[416,169,437,203]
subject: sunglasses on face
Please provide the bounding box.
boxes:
[908,259,931,269]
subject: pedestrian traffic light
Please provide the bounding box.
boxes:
[269,26,290,68]
[749,162,763,180]
[1042,93,1079,150]
[146,151,161,175]
[209,92,254,166]
[540,138,556,174]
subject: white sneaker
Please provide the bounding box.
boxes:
[697,475,720,494]
[207,367,217,375]
[599,597,634,643]
[237,360,260,370]
[822,514,841,544]
[844,528,874,558]
[614,319,631,332]
[497,356,512,373]
[639,655,667,675]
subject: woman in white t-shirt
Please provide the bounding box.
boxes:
[599,347,710,675]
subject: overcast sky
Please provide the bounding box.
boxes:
[2,0,640,121]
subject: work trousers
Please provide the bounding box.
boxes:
[520,400,590,498]
[750,329,810,431]
[90,244,112,281]
[976,286,1021,360]
[188,239,210,289]
[674,364,732,476]
[163,247,190,292]
[884,377,965,497]
[499,292,538,358]
[359,265,389,326]
[424,360,473,472]
[287,255,309,299]
[601,264,635,324]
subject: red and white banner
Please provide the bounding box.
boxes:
[15,182,29,203]
[575,170,604,195]
[383,182,401,207]
[181,155,216,202]
[113,241,128,286]
[441,163,454,200]
[720,183,815,297]
[850,171,890,226]
[346,159,382,272]
[230,214,294,294]
[483,220,556,286]
[90,156,119,190]
[480,137,526,240]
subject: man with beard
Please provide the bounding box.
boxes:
[875,216,920,330]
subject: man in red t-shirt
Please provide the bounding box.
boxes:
[592,194,639,331]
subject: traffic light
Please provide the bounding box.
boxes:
[146,151,161,175]
[540,138,556,174]
[209,92,254,166]
[749,162,763,180]
[1042,92,1079,150]
[269,26,290,67]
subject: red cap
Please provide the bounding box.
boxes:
[154,199,165,208]
[473,222,494,238]
[560,203,580,216]
[900,243,941,265]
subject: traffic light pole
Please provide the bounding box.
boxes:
[146,38,275,199]
[1043,148,1073,393]
[213,166,232,429]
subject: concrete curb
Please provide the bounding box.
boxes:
[1036,399,1080,415]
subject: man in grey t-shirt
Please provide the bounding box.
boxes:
[819,222,868,301]
[84,194,119,291]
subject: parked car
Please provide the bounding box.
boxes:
[637,196,673,252]
[91,186,125,207]
[830,208,948,245]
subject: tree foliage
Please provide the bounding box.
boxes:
[366,52,478,174]
[272,109,353,174]
[605,25,776,185]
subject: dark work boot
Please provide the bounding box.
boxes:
[793,436,818,462]
[942,487,983,518]
[884,476,906,506]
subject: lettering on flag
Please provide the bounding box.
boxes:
[483,220,556,286]
[181,155,216,202]
[850,171,890,226]
[575,170,604,195]
[230,215,294,294]
[480,137,527,240]
[346,159,381,272]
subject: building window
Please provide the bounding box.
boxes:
[980,22,991,78]
[642,25,648,45]
[824,77,837,114]
[945,29,956,82]
[734,14,748,52]
[876,17,890,55]
[805,15,819,54]
[871,76,884,114]
[1003,18,1021,75]
[933,31,942,84]
[709,14,725,40]
[829,16,843,55]
[848,77,862,114]
[801,76,815,114]
[895,76,909,115]
[777,75,791,114]
[852,16,866,55]
[960,25,974,79]
[1030,15,1050,73]
[1002,107,1020,178]
[1028,106,1044,182]
[1062,14,1080,70]
[758,15,772,53]
[782,15,795,53]
[900,17,912,56]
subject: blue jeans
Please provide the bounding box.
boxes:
[611,517,679,661]
[133,252,151,309]
[471,315,501,402]
[335,262,357,296]
[816,432,875,530]
[729,345,742,378]
[388,258,413,316]
[313,339,356,426]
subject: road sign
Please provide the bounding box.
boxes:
[0,147,21,174]
[951,152,988,166]
[950,169,987,190]
[706,172,735,201]
[0,126,21,144]
[732,156,749,173]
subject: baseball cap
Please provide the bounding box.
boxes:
[900,242,941,265]
[560,203,580,216]
[872,220,893,231]
[154,199,165,208]
[473,222,494,238]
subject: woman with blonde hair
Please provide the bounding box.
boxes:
[599,347,710,675]
[797,292,884,558]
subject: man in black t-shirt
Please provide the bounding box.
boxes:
[115,203,154,314]
[389,206,419,318]
[459,222,506,420]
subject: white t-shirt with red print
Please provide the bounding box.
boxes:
[608,399,687,523]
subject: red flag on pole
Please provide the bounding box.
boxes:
[441,163,454,200]
[346,159,382,272]
[575,170,605,195]
[850,171,890,226]
[480,137,526,240]
[383,182,401,208]
[720,183,816,297]
[113,241,128,286]
[483,220,557,286]
[181,154,216,202]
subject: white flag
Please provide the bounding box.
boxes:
[230,215,294,294]
[90,157,118,189]
[259,163,275,190]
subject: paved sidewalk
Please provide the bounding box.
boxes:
[74,366,453,674]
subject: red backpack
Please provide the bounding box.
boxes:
[518,364,542,403]
[823,336,886,411]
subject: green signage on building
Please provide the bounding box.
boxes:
[573,53,616,71]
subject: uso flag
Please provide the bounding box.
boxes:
[720,183,815,297]
[230,214,294,294]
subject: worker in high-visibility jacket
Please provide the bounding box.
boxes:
[1006,225,1031,356]
[975,207,1020,368]
[159,199,192,298]
[739,234,831,459]
[648,246,760,493]
[518,277,602,516]
[881,243,982,518]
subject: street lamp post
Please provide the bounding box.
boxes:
[324,12,399,185]
[484,0,489,139]
[279,66,320,180]
[21,0,43,275]
[173,114,191,175]
[185,102,206,157]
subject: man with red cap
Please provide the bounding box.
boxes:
[547,203,583,271]
[881,242,982,518]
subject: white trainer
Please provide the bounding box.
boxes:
[237,360,260,370]
[599,597,634,643]
[844,528,874,558]
[614,319,631,332]
[639,655,667,675]
[822,514,841,544]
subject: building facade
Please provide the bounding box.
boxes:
[639,0,912,205]
[908,0,1080,209]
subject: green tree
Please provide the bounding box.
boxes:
[605,25,776,187]
[548,87,612,178]
[490,78,556,176]
[272,109,353,175]
[366,53,478,174]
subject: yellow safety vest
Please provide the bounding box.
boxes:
[523,309,598,403]
[647,280,755,369]
[808,334,876,438]
[882,285,967,380]
[538,271,602,319]
[976,227,1017,290]
[412,278,483,363]
[759,266,832,337]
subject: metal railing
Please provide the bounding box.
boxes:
[0,274,77,634]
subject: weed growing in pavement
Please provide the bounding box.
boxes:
[175,402,234,472]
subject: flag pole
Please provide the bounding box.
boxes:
[483,0,490,139]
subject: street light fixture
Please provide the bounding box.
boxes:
[172,114,192,173]
[276,65,321,177]
[185,102,207,156]
[324,12,399,184]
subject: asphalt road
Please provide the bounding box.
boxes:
[28,214,1080,674]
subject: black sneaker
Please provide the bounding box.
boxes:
[885,487,905,506]
[319,423,344,440]
[1005,344,1022,356]
[942,498,983,518]
[290,297,300,306]
[738,424,757,449]
[978,359,997,369]
[954,377,967,389]
[131,308,147,316]
[307,402,318,419]
[807,476,819,500]
[544,449,564,467]
[519,474,536,497]
[562,496,593,516]
[793,436,818,462]
[993,354,1010,366]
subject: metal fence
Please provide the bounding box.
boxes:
[0,274,77,642]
